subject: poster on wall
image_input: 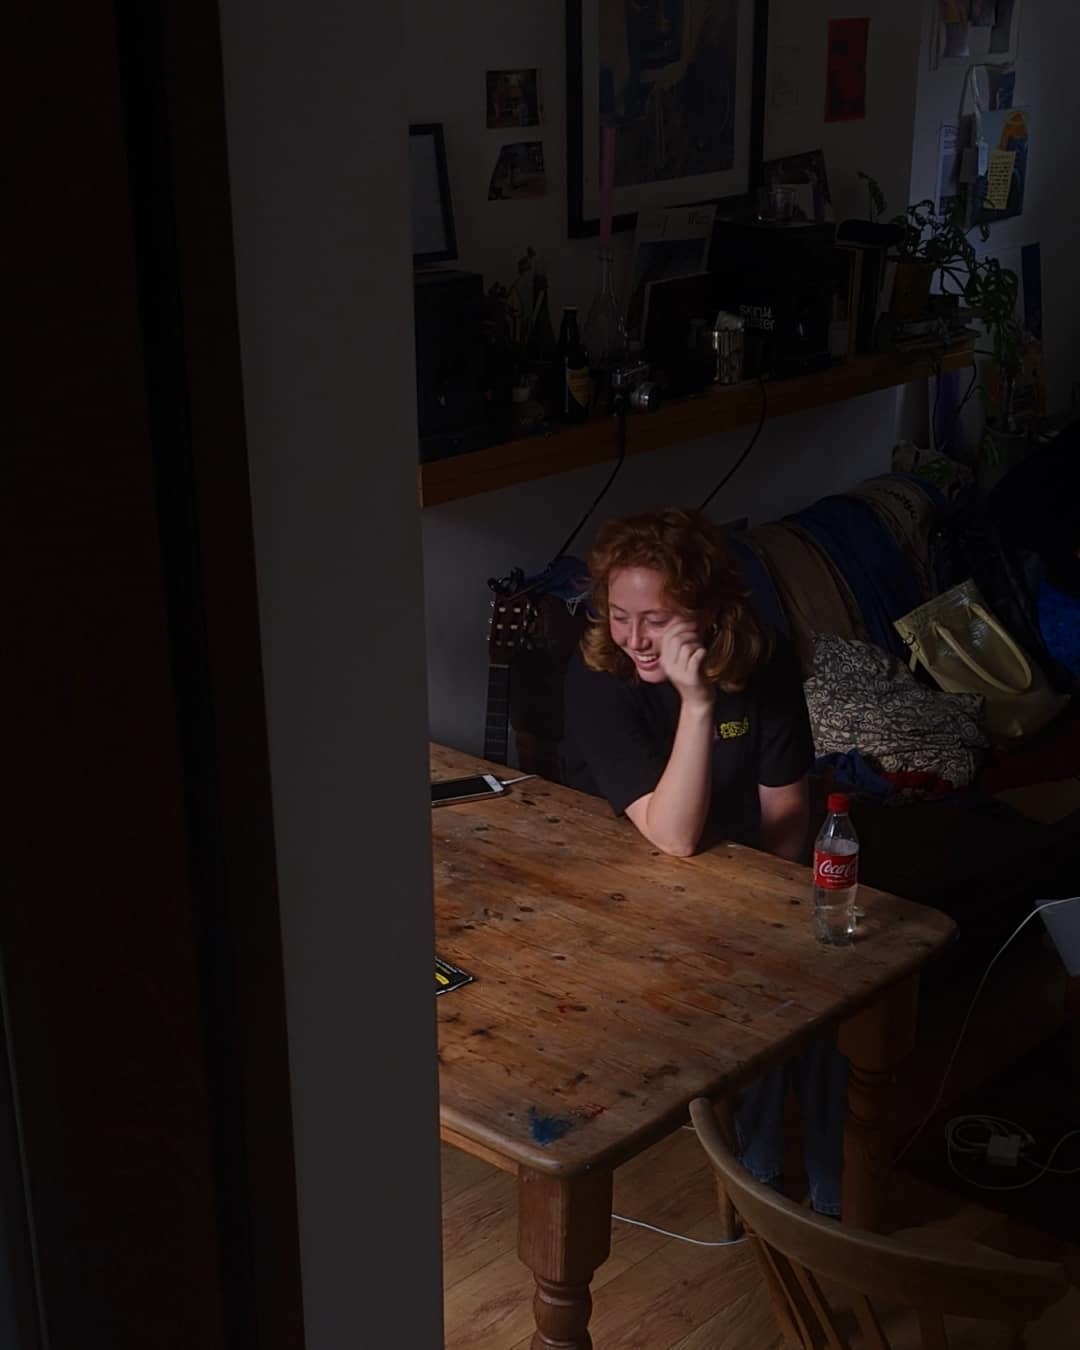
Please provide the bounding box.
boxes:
[824,17,870,123]
[566,0,767,237]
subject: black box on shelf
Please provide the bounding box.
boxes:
[707,220,839,378]
[413,269,489,462]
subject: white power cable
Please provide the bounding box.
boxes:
[946,1121,1080,1193]
[611,1211,747,1247]
[895,895,1080,1167]
[499,774,538,786]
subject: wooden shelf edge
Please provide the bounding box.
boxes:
[418,342,975,509]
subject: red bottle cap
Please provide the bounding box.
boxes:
[827,793,851,814]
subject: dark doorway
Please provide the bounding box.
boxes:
[6,2,303,1345]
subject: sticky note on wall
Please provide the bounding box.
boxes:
[985,149,1016,210]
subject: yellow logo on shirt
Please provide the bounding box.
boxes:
[717,717,749,740]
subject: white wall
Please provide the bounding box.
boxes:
[411,0,926,751]
[766,0,923,222]
[218,3,444,1346]
[908,0,1080,414]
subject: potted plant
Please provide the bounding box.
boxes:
[968,256,1023,432]
[891,199,990,319]
[855,174,990,320]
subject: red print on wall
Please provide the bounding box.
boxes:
[825,17,870,124]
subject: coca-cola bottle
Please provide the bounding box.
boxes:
[812,793,859,946]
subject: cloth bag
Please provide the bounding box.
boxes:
[805,634,987,796]
[894,580,1069,742]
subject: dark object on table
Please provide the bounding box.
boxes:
[435,956,474,996]
[708,219,838,378]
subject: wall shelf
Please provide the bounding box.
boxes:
[418,342,975,509]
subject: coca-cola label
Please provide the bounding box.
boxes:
[814,849,858,890]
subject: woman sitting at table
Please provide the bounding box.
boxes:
[561,506,846,1216]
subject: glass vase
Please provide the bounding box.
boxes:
[583,249,626,370]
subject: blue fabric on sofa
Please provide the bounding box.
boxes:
[728,534,789,639]
[788,495,922,660]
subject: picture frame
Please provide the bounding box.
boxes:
[409,123,458,266]
[566,0,768,238]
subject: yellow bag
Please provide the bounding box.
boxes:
[894,580,1069,742]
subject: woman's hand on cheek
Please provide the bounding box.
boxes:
[659,620,713,708]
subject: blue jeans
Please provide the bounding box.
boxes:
[733,1038,848,1217]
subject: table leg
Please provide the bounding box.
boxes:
[837,973,919,1231]
[517,1167,613,1350]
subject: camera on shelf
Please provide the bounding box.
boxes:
[609,360,662,412]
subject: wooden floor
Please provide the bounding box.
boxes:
[441,1128,1080,1349]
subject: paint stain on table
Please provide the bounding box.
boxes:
[527,1107,575,1146]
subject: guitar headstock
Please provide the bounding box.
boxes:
[487,571,538,665]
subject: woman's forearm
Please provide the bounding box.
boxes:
[758,778,810,862]
[627,699,715,856]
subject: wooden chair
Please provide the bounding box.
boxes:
[690,1097,1068,1350]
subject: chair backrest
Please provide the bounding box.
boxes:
[689,1098,1067,1350]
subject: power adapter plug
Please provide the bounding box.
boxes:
[986,1133,1024,1168]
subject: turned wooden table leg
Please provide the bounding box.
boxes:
[837,973,920,1231]
[517,1167,613,1350]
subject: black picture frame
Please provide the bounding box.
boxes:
[566,0,768,239]
[409,122,458,265]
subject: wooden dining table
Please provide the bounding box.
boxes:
[431,744,955,1350]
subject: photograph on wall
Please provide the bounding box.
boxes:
[972,62,1016,111]
[761,149,833,223]
[824,17,869,123]
[567,0,766,237]
[934,123,961,213]
[488,141,547,200]
[486,68,544,129]
[989,0,1020,54]
[933,1,970,62]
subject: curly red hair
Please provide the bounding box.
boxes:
[582,508,771,692]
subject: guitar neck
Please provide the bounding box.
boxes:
[483,661,511,765]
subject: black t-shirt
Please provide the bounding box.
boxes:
[561,636,813,847]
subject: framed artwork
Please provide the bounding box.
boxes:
[566,0,768,238]
[409,123,458,265]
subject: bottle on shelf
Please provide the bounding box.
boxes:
[525,258,557,413]
[585,248,629,383]
[556,306,591,423]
